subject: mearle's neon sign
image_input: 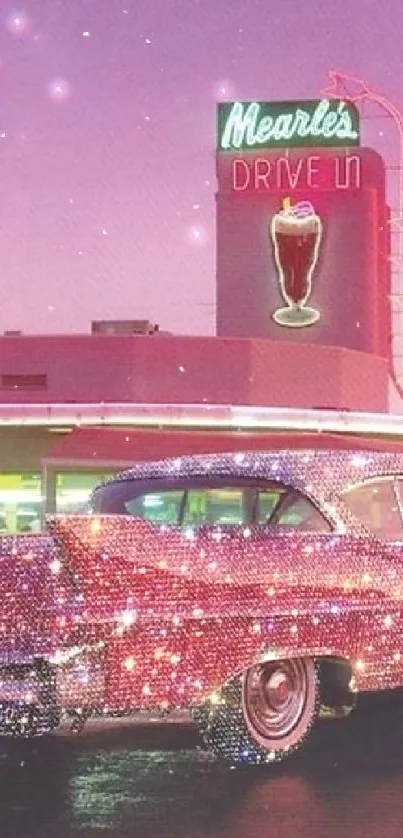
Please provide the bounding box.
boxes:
[231,154,362,192]
[218,100,360,151]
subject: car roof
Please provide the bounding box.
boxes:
[95,433,403,502]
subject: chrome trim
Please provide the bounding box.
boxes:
[54,709,193,737]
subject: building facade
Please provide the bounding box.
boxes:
[0,325,391,533]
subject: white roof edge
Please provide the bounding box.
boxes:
[0,402,400,435]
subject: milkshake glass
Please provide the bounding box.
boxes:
[270,200,322,327]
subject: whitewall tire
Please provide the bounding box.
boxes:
[193,657,319,766]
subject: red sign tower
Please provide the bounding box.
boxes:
[215,99,390,361]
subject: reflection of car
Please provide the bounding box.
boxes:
[3,434,403,765]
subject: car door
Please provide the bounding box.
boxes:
[240,481,379,669]
[247,481,335,601]
[338,476,403,688]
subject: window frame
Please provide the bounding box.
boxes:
[93,476,260,524]
[252,486,285,524]
[92,475,333,533]
[393,478,403,522]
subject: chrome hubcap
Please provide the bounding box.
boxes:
[243,659,308,742]
[266,670,292,710]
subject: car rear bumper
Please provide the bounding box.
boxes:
[0,648,193,738]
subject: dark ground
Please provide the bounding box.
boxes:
[1,692,403,838]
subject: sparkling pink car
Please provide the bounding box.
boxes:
[1,433,403,765]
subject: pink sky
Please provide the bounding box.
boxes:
[0,0,400,335]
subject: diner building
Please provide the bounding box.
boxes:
[0,318,392,532]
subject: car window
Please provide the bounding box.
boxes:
[256,489,285,522]
[182,488,245,525]
[342,479,403,539]
[256,488,331,532]
[266,489,332,532]
[124,491,184,525]
[275,493,331,532]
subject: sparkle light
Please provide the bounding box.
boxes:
[119,609,137,627]
[187,225,208,246]
[5,10,31,36]
[49,558,61,575]
[47,78,72,102]
[213,80,235,100]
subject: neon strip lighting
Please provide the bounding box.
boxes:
[0,402,400,436]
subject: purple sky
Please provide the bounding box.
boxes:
[0,0,401,336]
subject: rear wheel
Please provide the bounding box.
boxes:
[194,657,319,765]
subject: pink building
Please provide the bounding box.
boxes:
[0,330,388,408]
[0,324,389,533]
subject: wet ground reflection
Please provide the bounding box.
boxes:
[0,692,403,837]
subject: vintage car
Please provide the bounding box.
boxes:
[1,433,403,766]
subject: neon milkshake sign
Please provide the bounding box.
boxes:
[218,99,360,150]
[271,200,322,328]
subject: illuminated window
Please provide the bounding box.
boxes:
[124,491,184,525]
[342,478,403,540]
[56,472,115,514]
[183,488,245,525]
[0,473,42,533]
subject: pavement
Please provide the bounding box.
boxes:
[1,691,403,837]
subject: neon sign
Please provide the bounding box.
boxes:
[271,200,322,328]
[231,153,362,192]
[322,71,400,396]
[218,100,360,151]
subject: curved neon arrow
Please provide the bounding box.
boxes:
[322,71,403,400]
